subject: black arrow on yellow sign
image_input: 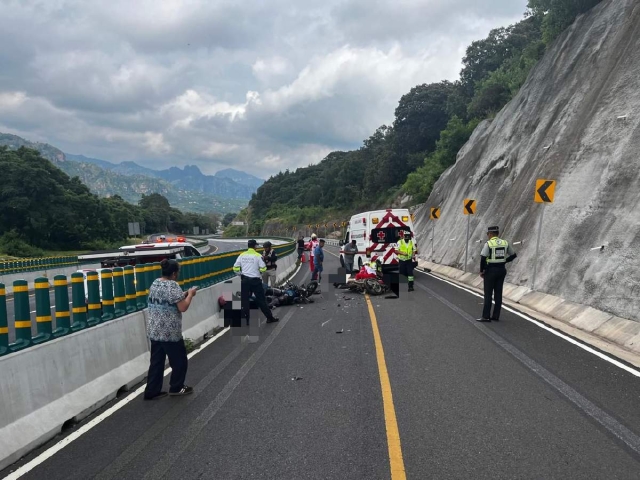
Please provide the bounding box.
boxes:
[463,199,476,215]
[535,179,556,203]
[430,208,440,220]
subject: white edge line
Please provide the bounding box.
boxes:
[4,327,231,480]
[415,268,640,379]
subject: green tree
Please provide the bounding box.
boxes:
[393,81,456,156]
[528,0,603,44]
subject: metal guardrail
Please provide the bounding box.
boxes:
[0,241,297,357]
[0,256,78,276]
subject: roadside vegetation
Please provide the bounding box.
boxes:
[0,147,220,257]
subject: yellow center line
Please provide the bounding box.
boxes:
[365,294,407,480]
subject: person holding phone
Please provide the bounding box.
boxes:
[143,258,197,400]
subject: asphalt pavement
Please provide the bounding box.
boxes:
[3,246,640,479]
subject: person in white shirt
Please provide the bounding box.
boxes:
[233,239,279,325]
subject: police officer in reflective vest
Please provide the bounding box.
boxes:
[478,226,517,322]
[397,231,416,292]
[233,239,279,325]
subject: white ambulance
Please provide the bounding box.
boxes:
[339,209,416,273]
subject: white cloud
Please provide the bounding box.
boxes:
[0,0,529,179]
[0,92,27,108]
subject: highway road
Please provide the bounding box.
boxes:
[4,246,640,479]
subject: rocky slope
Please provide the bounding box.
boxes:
[414,0,640,321]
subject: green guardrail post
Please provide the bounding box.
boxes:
[0,284,8,356]
[52,275,70,338]
[9,280,32,352]
[194,257,202,288]
[33,277,52,345]
[86,271,102,327]
[177,259,185,291]
[100,269,115,322]
[70,272,87,332]
[135,264,147,310]
[124,266,137,313]
[192,258,199,288]
[145,262,155,296]
[203,256,210,287]
[113,267,127,318]
[181,258,189,290]
[189,258,196,289]
[203,256,211,287]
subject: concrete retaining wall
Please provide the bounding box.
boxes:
[418,259,640,359]
[0,245,299,471]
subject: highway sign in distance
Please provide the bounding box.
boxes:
[535,179,556,203]
[430,208,441,220]
[463,199,476,215]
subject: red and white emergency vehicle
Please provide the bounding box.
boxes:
[339,209,416,273]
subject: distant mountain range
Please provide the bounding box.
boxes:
[0,133,264,214]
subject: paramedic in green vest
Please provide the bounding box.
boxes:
[233,239,279,326]
[397,231,416,292]
[478,225,517,322]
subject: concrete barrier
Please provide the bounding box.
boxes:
[0,243,300,471]
[0,311,149,470]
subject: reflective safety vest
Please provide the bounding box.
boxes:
[486,237,509,264]
[233,248,267,277]
[397,239,414,261]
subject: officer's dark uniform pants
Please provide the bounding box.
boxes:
[483,264,507,319]
[398,260,414,289]
[241,276,273,324]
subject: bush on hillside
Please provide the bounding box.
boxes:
[0,230,45,258]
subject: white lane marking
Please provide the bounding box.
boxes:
[321,318,333,327]
[416,269,640,378]
[3,327,231,480]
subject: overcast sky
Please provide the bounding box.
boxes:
[0,0,528,179]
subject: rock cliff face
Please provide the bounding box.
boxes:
[414,0,640,321]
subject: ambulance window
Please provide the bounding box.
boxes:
[371,227,411,244]
[344,231,350,243]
